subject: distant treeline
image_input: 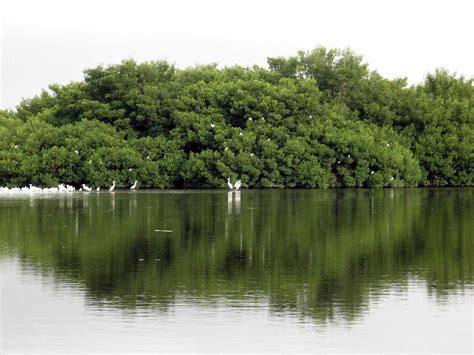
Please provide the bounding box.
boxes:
[0,47,472,188]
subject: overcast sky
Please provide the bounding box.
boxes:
[1,0,473,109]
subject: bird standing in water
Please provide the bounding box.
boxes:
[234,180,241,191]
[227,178,234,191]
[227,178,242,191]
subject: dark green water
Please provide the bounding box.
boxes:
[1,189,472,352]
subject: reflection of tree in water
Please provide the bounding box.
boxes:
[0,189,472,324]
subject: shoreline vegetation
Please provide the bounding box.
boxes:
[0,47,472,189]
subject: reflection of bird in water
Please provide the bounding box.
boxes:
[130,180,138,190]
[109,181,116,192]
[234,190,241,214]
[227,191,233,214]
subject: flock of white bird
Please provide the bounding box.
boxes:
[0,179,241,194]
[0,180,139,194]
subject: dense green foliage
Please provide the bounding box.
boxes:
[1,47,472,188]
[1,190,472,322]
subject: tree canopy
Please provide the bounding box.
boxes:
[1,47,472,188]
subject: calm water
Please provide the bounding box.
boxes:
[0,189,472,353]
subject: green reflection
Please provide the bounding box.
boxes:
[0,189,472,323]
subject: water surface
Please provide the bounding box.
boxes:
[1,189,472,352]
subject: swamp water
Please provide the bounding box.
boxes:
[0,189,472,352]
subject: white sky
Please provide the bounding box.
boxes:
[1,0,473,109]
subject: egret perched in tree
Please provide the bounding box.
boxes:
[109,181,116,192]
[130,181,138,190]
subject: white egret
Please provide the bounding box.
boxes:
[29,184,41,192]
[81,184,92,192]
[210,123,215,128]
[227,178,242,191]
[96,187,100,192]
[227,178,234,190]
[74,150,79,154]
[234,180,241,191]
[130,181,138,190]
[239,132,243,136]
[109,181,116,192]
